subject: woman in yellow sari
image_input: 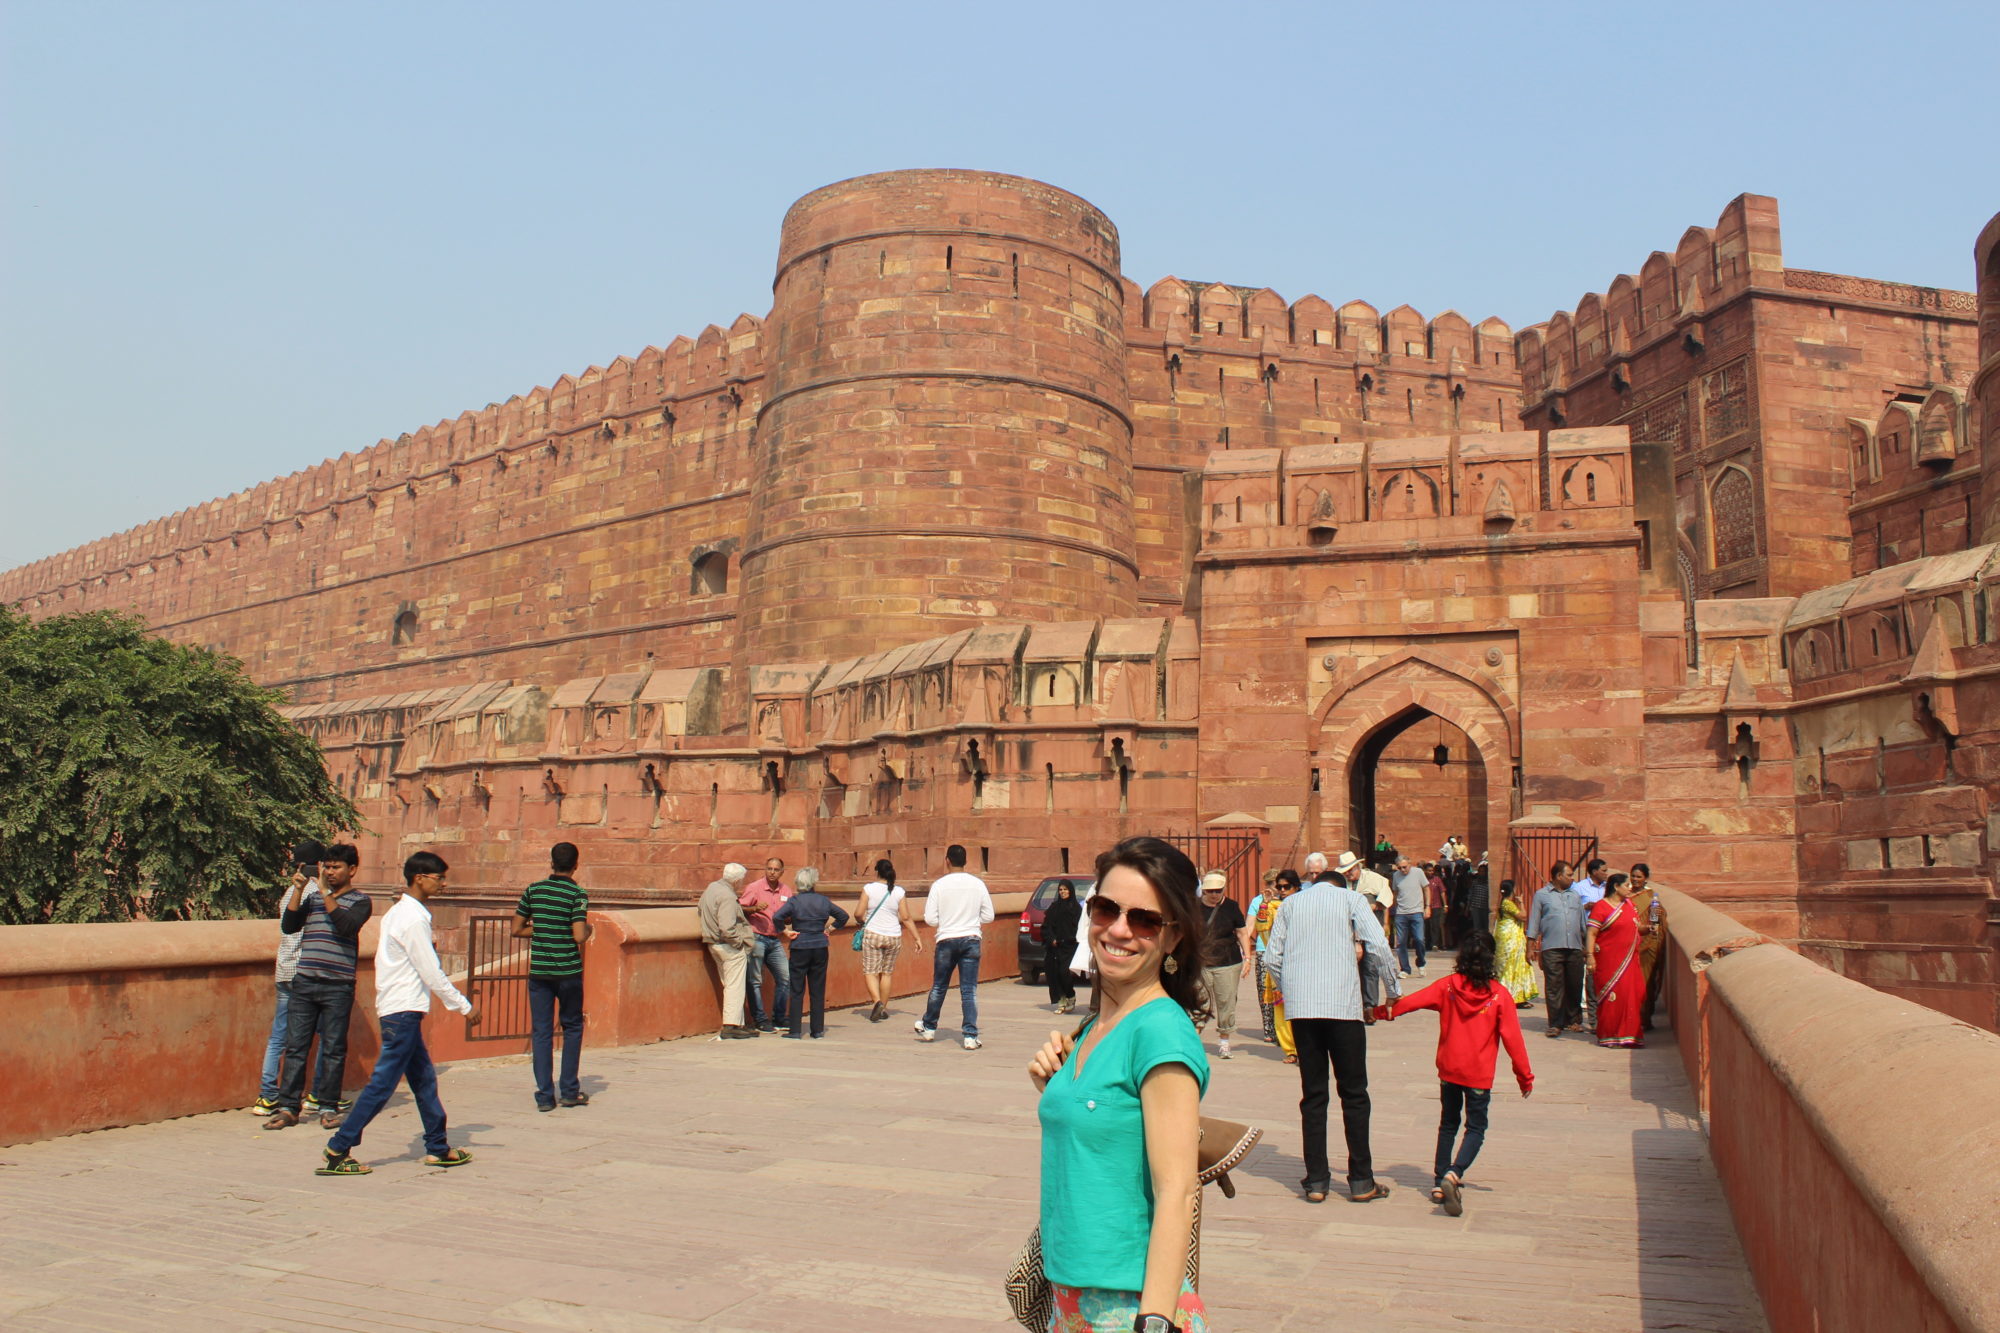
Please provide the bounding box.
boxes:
[1256,868,1301,1061]
[1493,879,1539,1007]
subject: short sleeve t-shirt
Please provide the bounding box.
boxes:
[859,882,904,937]
[1038,997,1210,1292]
[515,876,588,976]
[1201,897,1246,967]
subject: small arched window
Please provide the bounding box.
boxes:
[393,608,418,645]
[691,551,728,596]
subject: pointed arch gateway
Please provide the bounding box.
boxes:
[1309,655,1516,882]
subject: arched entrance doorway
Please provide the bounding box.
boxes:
[1310,652,1517,882]
[1348,706,1488,865]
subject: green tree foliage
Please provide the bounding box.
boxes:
[0,606,360,923]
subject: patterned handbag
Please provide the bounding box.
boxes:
[1004,1117,1259,1330]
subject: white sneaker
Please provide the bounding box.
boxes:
[1218,1039,1232,1059]
[914,1022,935,1042]
[963,1037,982,1050]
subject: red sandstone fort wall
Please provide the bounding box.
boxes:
[1519,195,1977,601]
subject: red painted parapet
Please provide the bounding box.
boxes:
[0,895,1025,1147]
[1656,886,2000,1333]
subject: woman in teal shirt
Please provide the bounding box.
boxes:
[1030,836,1211,1332]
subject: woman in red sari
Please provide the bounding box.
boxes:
[1585,873,1643,1049]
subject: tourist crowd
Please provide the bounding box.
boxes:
[249,830,1669,1331]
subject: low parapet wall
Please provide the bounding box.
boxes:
[0,894,1024,1147]
[1658,886,2000,1333]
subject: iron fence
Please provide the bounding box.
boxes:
[1161,830,1265,909]
[464,913,532,1041]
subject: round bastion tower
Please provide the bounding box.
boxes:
[1976,212,2000,545]
[739,169,1139,664]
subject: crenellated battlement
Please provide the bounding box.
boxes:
[1517,194,1785,403]
[1130,277,1515,372]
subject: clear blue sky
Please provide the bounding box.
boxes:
[3,0,1994,570]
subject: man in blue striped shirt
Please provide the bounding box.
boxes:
[266,843,371,1130]
[1268,850,1399,1204]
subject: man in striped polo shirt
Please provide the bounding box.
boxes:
[266,843,372,1130]
[513,842,590,1111]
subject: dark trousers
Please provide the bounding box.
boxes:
[326,1011,449,1159]
[528,974,585,1106]
[1641,948,1665,1030]
[1542,947,1585,1028]
[1434,1080,1491,1184]
[1292,1017,1373,1193]
[921,937,982,1038]
[745,933,790,1027]
[1045,940,1077,1004]
[788,946,830,1036]
[277,974,355,1112]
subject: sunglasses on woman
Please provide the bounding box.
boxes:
[1087,893,1166,938]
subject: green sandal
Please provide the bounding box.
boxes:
[315,1149,371,1177]
[424,1148,474,1168]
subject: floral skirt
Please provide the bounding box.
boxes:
[1050,1281,1207,1331]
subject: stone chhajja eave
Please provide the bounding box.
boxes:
[1643,655,2000,719]
[1194,528,1640,567]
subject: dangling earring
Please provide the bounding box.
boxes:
[1164,955,1180,975]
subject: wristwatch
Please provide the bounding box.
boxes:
[1132,1316,1174,1333]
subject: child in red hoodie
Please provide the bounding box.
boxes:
[1384,931,1533,1216]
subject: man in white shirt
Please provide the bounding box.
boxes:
[914,843,995,1050]
[318,851,480,1176]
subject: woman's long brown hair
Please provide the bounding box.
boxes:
[1091,835,1210,1024]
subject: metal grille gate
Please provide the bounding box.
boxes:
[1161,830,1265,909]
[1509,828,1599,896]
[464,913,532,1040]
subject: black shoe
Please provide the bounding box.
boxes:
[757,1023,777,1033]
[536,1101,557,1113]
[722,1025,759,1040]
[782,1032,805,1039]
[559,1094,590,1108]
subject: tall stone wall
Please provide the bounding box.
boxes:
[0,326,768,704]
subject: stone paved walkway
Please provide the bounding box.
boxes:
[0,974,1763,1332]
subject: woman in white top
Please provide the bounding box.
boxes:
[852,858,924,1022]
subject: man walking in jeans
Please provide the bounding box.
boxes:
[316,851,478,1176]
[738,856,793,1034]
[265,843,371,1130]
[915,844,994,1050]
[1267,863,1399,1204]
[1527,860,1588,1037]
[513,841,590,1111]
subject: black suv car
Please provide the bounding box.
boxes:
[1017,875,1096,985]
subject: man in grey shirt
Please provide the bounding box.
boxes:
[1526,860,1587,1036]
[1268,859,1399,1204]
[1390,855,1429,977]
[698,863,759,1040]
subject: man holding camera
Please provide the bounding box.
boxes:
[265,843,372,1130]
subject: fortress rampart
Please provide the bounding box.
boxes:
[4,173,1995,1031]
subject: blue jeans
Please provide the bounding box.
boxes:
[1395,914,1427,973]
[277,974,354,1113]
[745,934,790,1027]
[921,937,982,1039]
[1434,1080,1491,1184]
[528,974,585,1106]
[259,980,338,1100]
[259,981,293,1100]
[327,1010,449,1158]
